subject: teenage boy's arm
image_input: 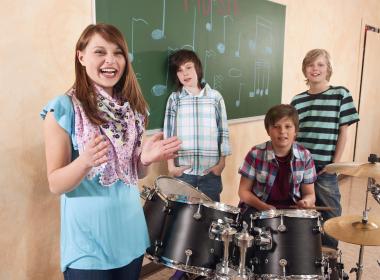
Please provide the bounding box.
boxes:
[238,176,276,211]
[205,156,225,176]
[333,125,348,163]
[297,183,316,208]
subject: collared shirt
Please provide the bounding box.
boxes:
[238,141,316,210]
[163,83,231,175]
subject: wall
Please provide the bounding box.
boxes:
[0,0,379,279]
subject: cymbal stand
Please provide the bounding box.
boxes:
[350,176,375,280]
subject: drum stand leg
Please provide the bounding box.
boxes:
[349,177,374,280]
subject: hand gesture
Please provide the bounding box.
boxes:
[140,132,181,165]
[80,135,109,168]
[169,165,191,177]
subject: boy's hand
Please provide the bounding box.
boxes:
[169,165,191,177]
[204,161,225,176]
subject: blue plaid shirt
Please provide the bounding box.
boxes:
[163,84,231,175]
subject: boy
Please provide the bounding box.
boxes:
[291,49,359,249]
[238,104,316,217]
[163,49,231,202]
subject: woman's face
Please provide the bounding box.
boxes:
[77,33,126,96]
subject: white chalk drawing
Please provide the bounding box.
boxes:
[203,49,216,83]
[234,32,241,57]
[205,0,215,31]
[151,47,177,96]
[151,0,166,40]
[249,59,270,97]
[128,17,149,62]
[228,68,242,78]
[181,7,197,50]
[235,82,244,107]
[216,15,233,54]
[213,74,224,91]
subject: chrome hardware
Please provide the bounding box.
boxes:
[277,214,287,232]
[279,258,288,277]
[140,185,155,200]
[185,249,192,266]
[209,219,225,240]
[193,203,202,220]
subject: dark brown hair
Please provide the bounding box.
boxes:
[264,104,299,132]
[73,23,148,125]
[169,49,203,91]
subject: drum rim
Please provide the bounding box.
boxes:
[252,209,321,219]
[157,255,213,276]
[154,175,212,202]
[202,201,241,214]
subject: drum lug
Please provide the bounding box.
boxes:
[185,249,193,266]
[209,219,225,240]
[277,215,287,232]
[279,258,288,277]
[193,204,202,220]
[140,185,155,200]
[313,218,323,233]
[163,201,172,214]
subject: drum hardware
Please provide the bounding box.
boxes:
[279,258,288,278]
[193,203,203,220]
[251,227,272,250]
[324,156,380,280]
[277,214,286,232]
[370,184,380,205]
[214,220,238,280]
[313,218,323,234]
[185,249,193,266]
[140,185,156,200]
[234,222,254,279]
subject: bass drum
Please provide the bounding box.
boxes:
[142,176,211,258]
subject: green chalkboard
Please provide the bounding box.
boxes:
[95,0,285,130]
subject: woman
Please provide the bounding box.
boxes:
[41,23,181,280]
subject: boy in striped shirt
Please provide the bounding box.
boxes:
[291,49,359,249]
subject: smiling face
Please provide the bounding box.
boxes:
[77,33,126,96]
[267,117,296,155]
[304,54,329,85]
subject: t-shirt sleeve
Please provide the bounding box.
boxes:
[339,89,360,126]
[40,95,74,137]
[238,149,256,179]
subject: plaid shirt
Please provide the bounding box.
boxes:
[163,84,231,175]
[239,141,316,209]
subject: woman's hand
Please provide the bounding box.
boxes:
[169,165,191,177]
[140,132,181,166]
[80,135,109,168]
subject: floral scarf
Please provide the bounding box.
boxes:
[67,84,145,186]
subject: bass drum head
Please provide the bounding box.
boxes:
[154,175,211,202]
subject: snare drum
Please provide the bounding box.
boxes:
[142,176,211,258]
[159,200,240,276]
[249,209,323,279]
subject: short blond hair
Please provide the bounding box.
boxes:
[302,49,332,84]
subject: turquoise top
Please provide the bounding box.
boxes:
[41,95,150,272]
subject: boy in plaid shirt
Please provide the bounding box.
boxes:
[238,104,316,217]
[163,49,231,202]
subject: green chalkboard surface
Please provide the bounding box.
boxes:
[95,0,285,130]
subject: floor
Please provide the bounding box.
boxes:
[142,176,380,280]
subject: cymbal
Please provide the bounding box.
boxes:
[323,215,380,246]
[325,162,380,180]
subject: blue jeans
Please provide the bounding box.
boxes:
[315,172,342,249]
[176,172,223,202]
[63,255,144,280]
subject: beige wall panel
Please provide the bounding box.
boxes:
[1,0,380,279]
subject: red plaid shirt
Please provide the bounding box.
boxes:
[239,141,316,210]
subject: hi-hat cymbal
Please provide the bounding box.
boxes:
[323,215,380,246]
[325,162,380,180]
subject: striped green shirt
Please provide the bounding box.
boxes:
[291,86,359,170]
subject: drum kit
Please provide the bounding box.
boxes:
[140,154,380,280]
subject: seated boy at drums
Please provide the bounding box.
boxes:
[238,104,317,217]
